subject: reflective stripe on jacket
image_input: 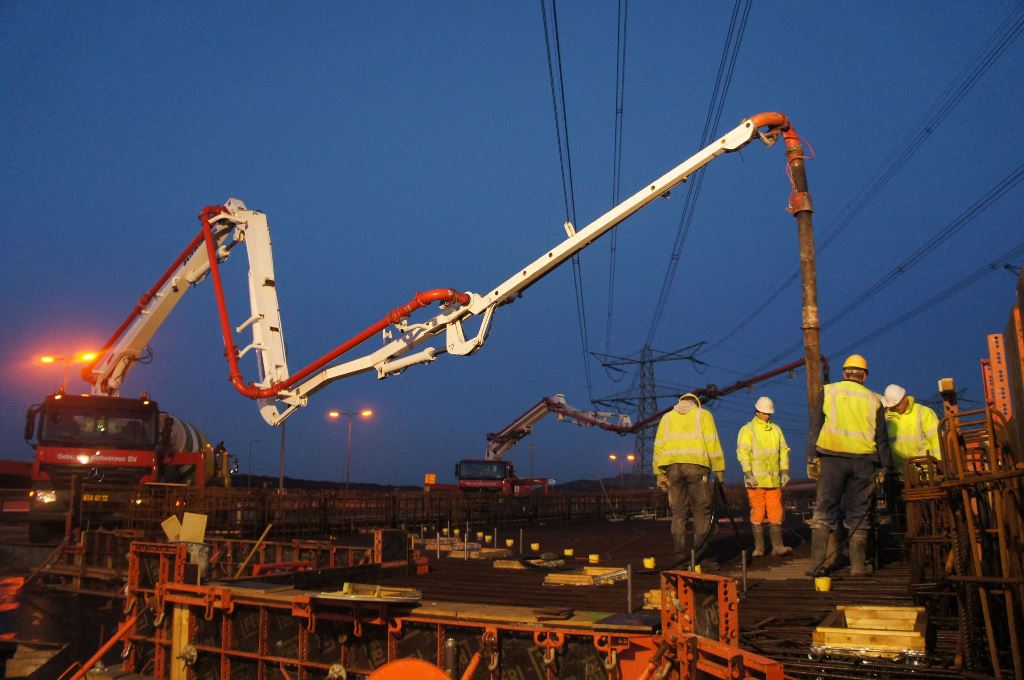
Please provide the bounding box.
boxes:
[815,381,880,455]
[653,407,725,473]
[885,396,941,474]
[736,418,789,488]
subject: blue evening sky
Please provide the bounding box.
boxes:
[2,2,1021,485]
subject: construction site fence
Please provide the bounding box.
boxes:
[101,487,667,540]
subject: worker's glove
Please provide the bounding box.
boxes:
[656,474,669,492]
[714,470,725,483]
[743,472,757,488]
[780,470,790,487]
[806,458,820,480]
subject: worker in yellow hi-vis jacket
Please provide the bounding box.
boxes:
[653,393,725,568]
[806,354,892,577]
[880,384,941,477]
[736,396,792,558]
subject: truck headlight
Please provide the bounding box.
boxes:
[36,490,58,504]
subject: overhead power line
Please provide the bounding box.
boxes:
[540,0,594,398]
[757,160,1024,368]
[703,4,1024,353]
[604,0,629,372]
[645,0,753,345]
[836,241,1024,355]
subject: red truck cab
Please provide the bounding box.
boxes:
[454,459,550,495]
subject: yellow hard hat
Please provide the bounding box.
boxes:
[843,354,868,372]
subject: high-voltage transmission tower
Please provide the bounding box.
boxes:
[593,342,705,478]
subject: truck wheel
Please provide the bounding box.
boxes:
[28,521,51,544]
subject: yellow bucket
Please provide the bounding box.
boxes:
[563,548,574,557]
[588,554,600,564]
[814,576,832,592]
[505,539,515,548]
[530,542,540,552]
[642,557,656,569]
[484,534,492,544]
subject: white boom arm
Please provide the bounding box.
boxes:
[87,220,235,395]
[88,115,787,426]
[87,199,299,424]
[275,117,777,420]
[486,394,633,459]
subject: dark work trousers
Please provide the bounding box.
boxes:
[811,454,876,533]
[666,462,712,556]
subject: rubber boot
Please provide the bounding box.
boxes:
[751,524,765,557]
[769,524,792,556]
[672,532,688,563]
[804,528,830,576]
[823,529,842,570]
[849,529,871,576]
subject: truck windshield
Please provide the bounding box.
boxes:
[458,461,508,480]
[39,407,157,450]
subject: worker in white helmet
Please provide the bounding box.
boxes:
[736,396,792,558]
[653,393,725,568]
[880,384,941,477]
[805,354,892,577]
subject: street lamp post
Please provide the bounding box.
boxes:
[609,454,621,484]
[328,409,373,491]
[39,351,97,392]
[608,453,636,487]
[248,439,261,488]
[278,422,286,490]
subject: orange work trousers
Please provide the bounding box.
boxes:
[746,487,783,525]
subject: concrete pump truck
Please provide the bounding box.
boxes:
[23,112,822,540]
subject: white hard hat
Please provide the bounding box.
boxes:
[881,384,906,408]
[754,396,775,414]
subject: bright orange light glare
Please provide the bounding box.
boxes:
[78,352,98,362]
[626,454,636,462]
[40,356,56,364]
[608,454,617,461]
[328,410,340,419]
[360,409,373,418]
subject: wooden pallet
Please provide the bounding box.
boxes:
[494,557,567,570]
[544,566,628,586]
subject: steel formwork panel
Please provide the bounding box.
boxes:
[120,556,785,679]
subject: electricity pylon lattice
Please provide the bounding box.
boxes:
[592,342,705,478]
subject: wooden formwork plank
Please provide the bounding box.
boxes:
[410,600,611,629]
[493,557,567,570]
[814,605,927,655]
[544,566,627,586]
[812,627,926,651]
